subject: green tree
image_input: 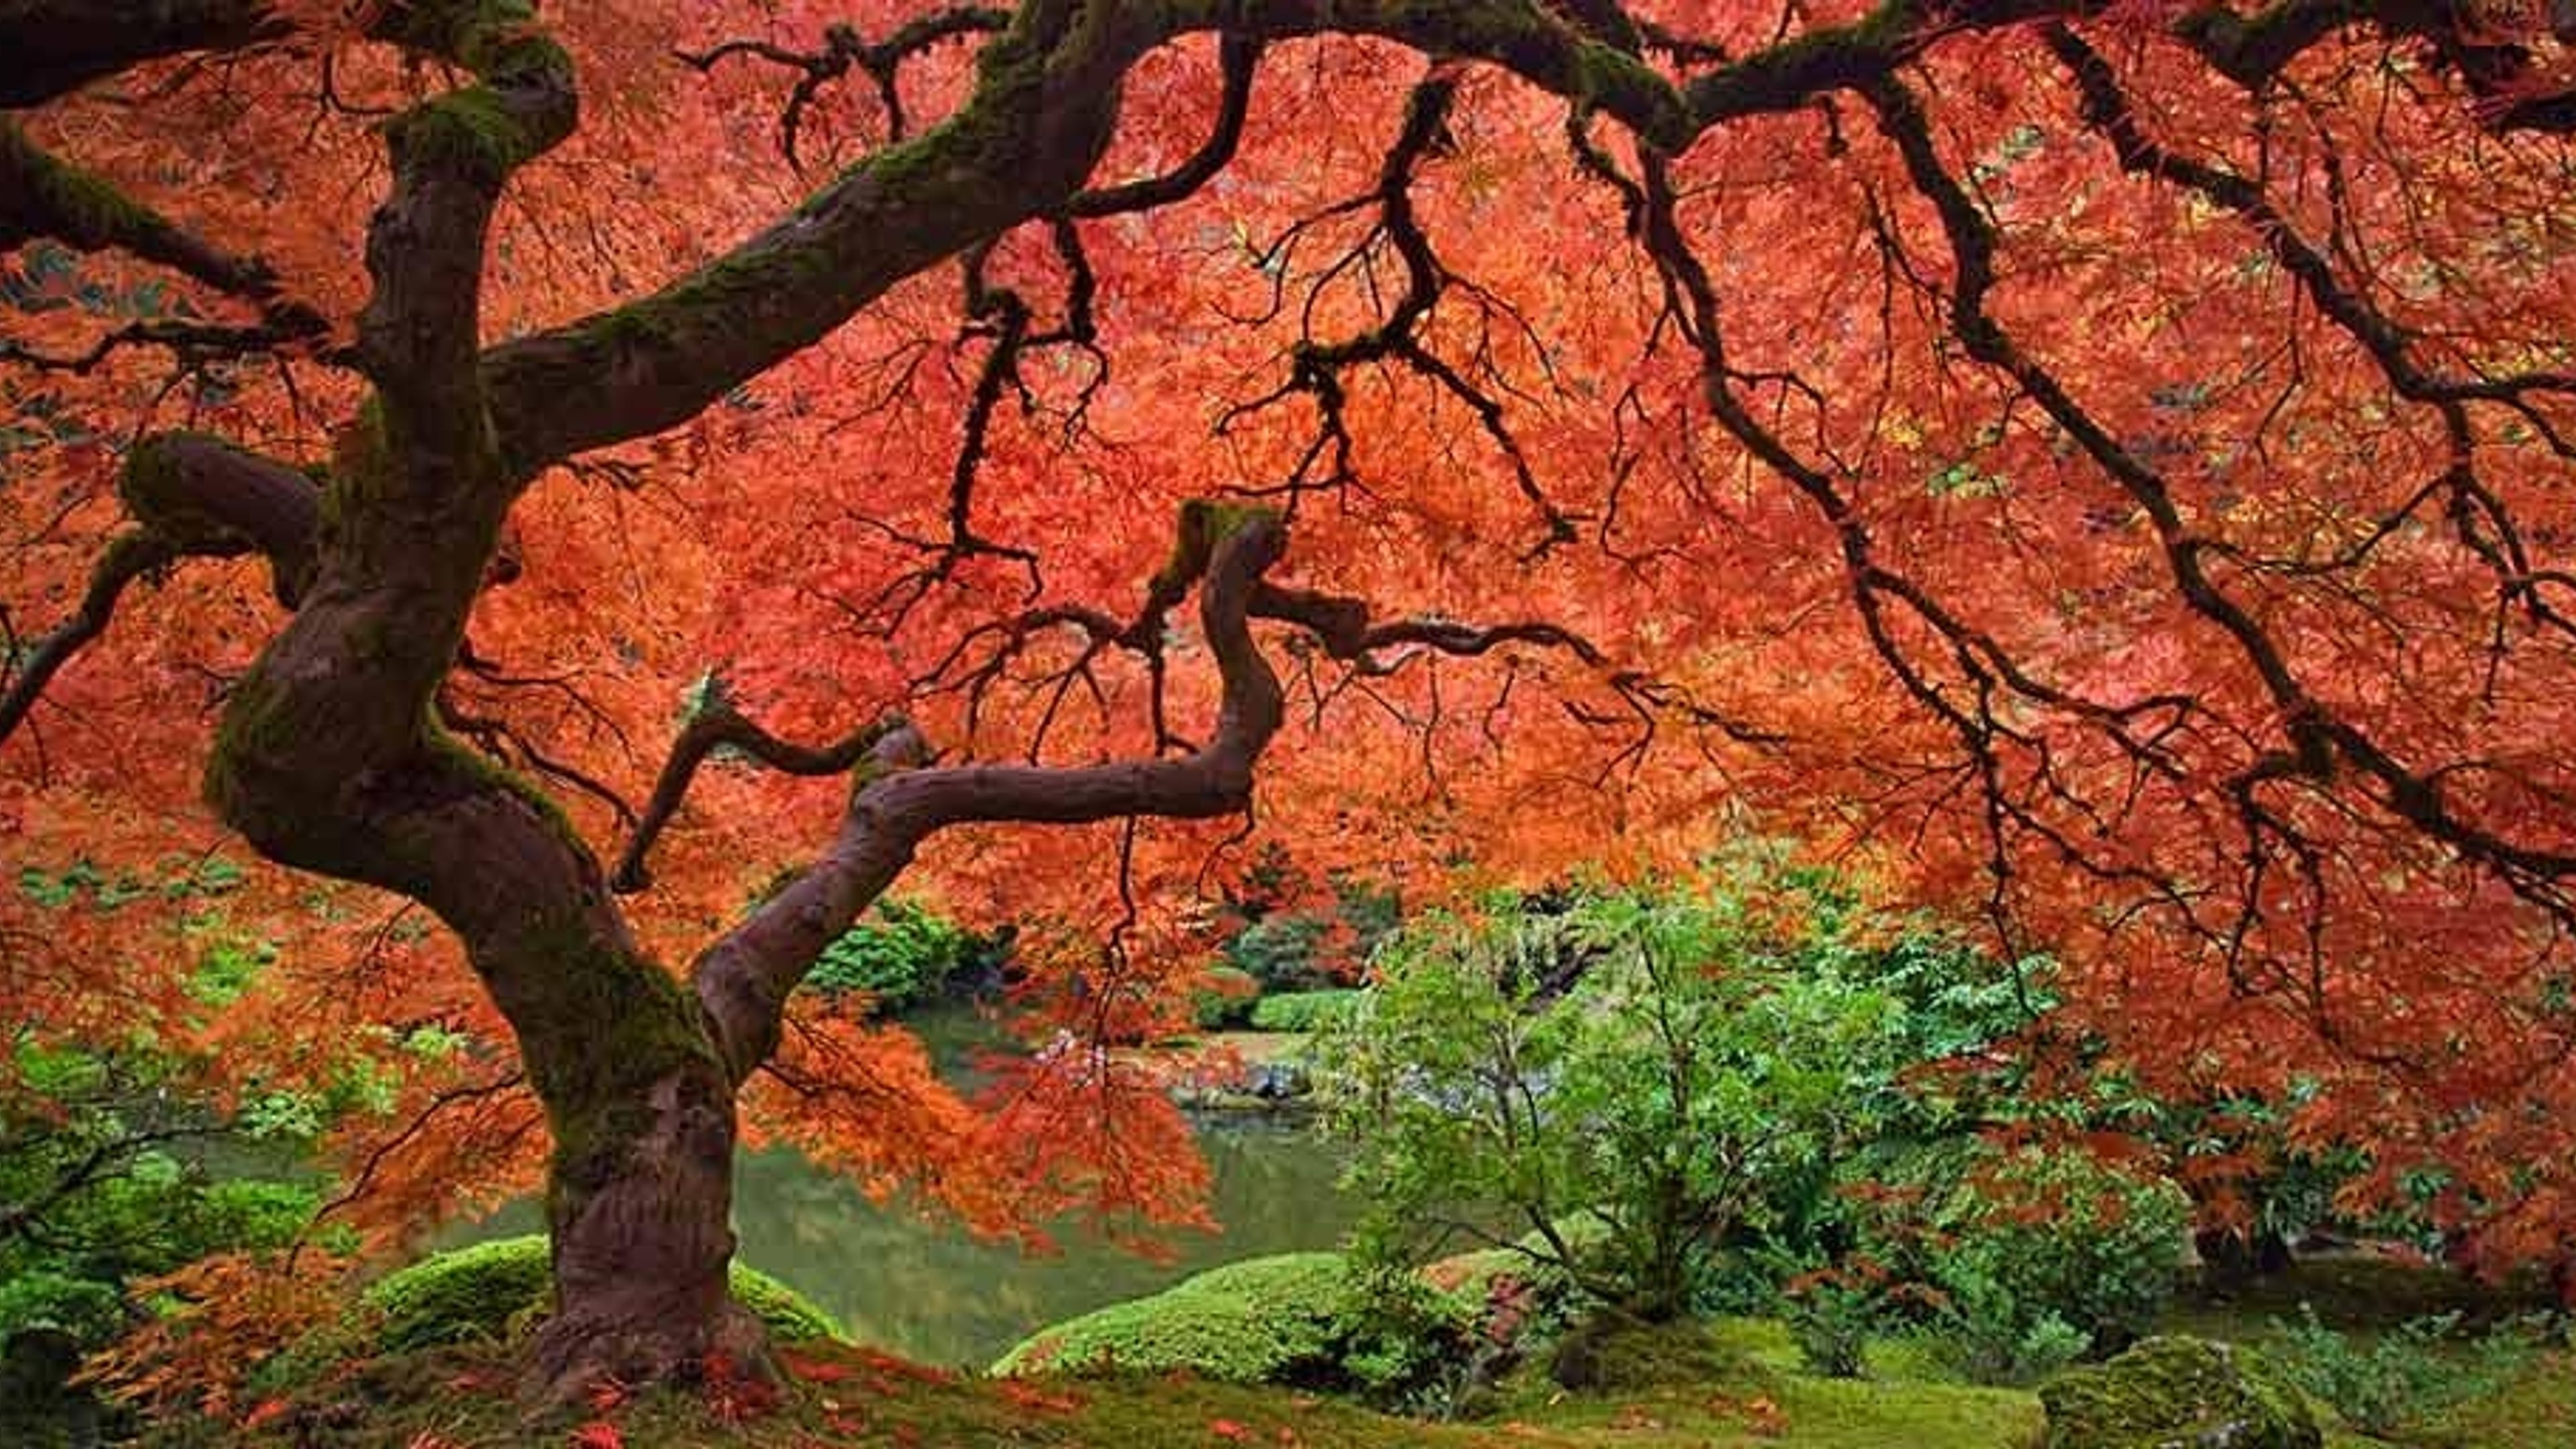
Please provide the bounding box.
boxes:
[1325,884,1911,1321]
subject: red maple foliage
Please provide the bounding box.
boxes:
[5,0,2576,1396]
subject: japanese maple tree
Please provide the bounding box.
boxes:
[4,0,2575,1401]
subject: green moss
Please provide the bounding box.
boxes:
[364,1236,842,1354]
[387,88,538,184]
[501,928,727,1225]
[992,1252,1366,1383]
[1146,498,1283,596]
[1564,39,1691,147]
[2040,1336,2319,1449]
[3,122,162,247]
[1685,0,1915,123]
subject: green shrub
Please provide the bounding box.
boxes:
[0,1272,124,1347]
[1220,877,1396,994]
[1932,1266,2093,1387]
[806,899,997,1012]
[1782,1269,1886,1379]
[1191,965,1262,1029]
[1324,886,1915,1321]
[2269,1303,2549,1438]
[1247,989,1364,1034]
[1925,1148,2188,1365]
[366,1236,842,1352]
[1225,913,1340,994]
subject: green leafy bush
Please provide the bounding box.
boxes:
[1247,989,1364,1033]
[1780,1263,1899,1379]
[1903,1146,2188,1380]
[0,1272,125,1348]
[366,1236,841,1352]
[806,899,999,1012]
[1,1031,334,1363]
[1324,884,1915,1320]
[2269,1304,2549,1438]
[1219,877,1398,993]
[1931,1265,2093,1386]
[1224,912,1341,994]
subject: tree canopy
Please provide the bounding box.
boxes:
[3,0,2573,1396]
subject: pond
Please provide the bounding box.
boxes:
[457,1008,1362,1368]
[735,1116,1356,1366]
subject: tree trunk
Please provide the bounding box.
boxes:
[508,941,761,1397]
[2195,1225,2294,1289]
[533,1052,757,1394]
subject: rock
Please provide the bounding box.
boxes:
[1245,1059,1310,1100]
[2040,1335,2320,1449]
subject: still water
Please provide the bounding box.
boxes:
[460,1010,1361,1368]
[737,1118,1355,1366]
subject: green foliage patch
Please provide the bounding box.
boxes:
[1323,881,1927,1321]
[1246,989,1365,1034]
[806,900,1003,1012]
[2269,1303,2550,1439]
[1191,965,1263,1028]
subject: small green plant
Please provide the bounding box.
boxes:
[1929,1263,2092,1386]
[1919,1146,2188,1362]
[2270,1303,2551,1438]
[1783,1267,1885,1379]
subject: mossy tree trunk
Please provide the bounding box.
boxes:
[513,936,757,1387]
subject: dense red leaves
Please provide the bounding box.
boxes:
[7,0,2576,1282]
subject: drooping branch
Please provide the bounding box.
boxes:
[2043,25,2576,638]
[1859,72,2576,928]
[676,6,1014,166]
[465,0,2564,492]
[1067,32,1262,217]
[611,710,915,893]
[0,531,174,743]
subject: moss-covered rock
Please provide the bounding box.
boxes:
[991,1252,1364,1384]
[2040,1335,2320,1449]
[366,1235,841,1352]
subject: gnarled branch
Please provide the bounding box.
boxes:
[676,504,1287,1078]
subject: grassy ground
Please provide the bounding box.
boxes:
[174,1328,2045,1449]
[146,1259,2569,1448]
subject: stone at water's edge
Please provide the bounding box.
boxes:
[2039,1335,2320,1449]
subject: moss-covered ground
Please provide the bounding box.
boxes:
[146,1258,2572,1448]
